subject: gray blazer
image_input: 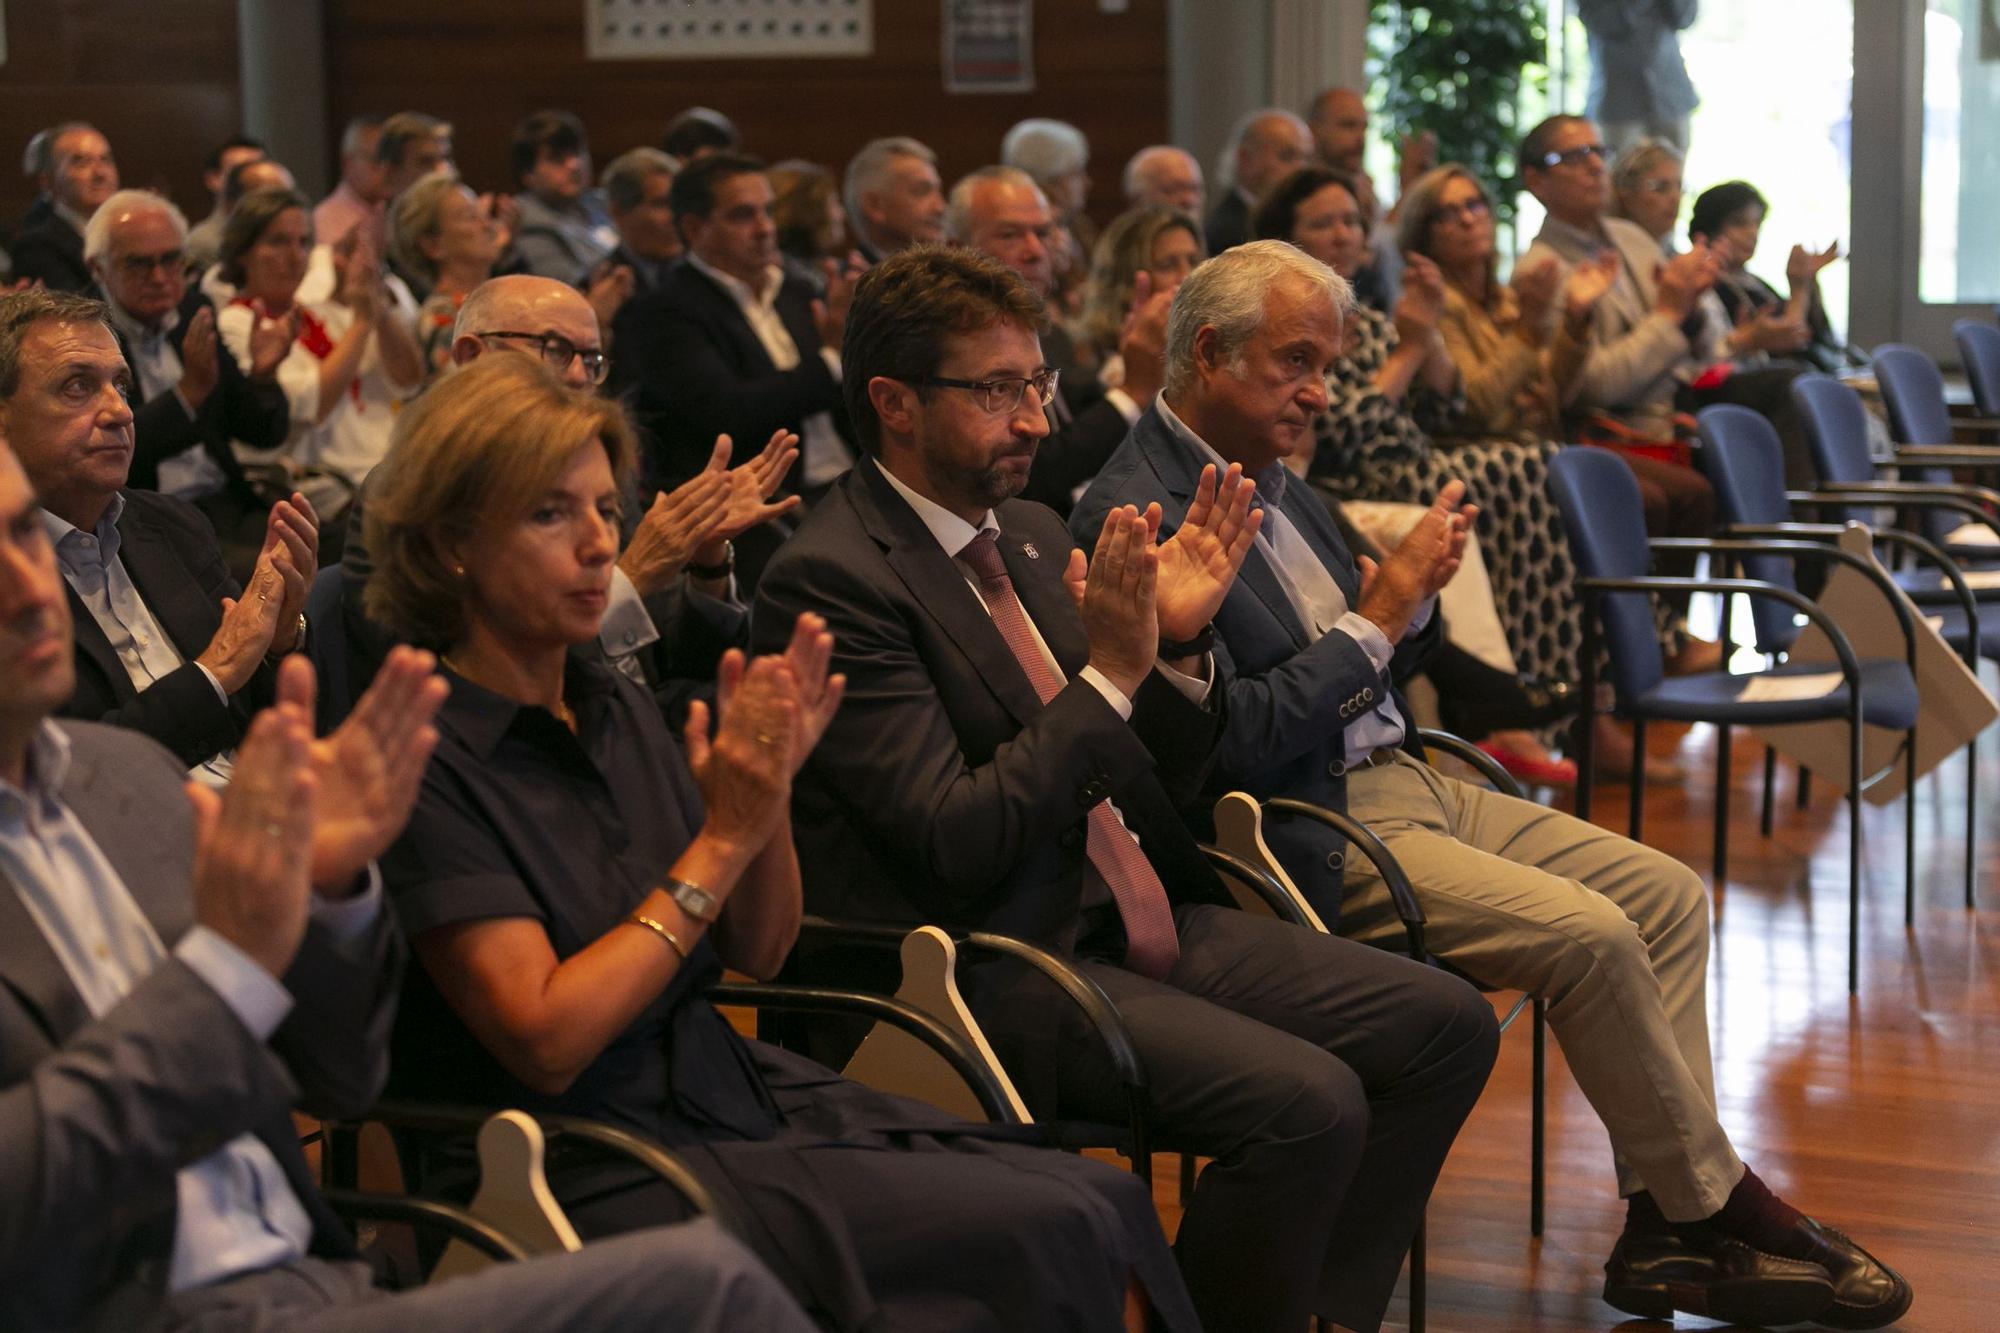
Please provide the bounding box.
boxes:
[0,721,403,1333]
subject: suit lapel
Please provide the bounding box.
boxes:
[998,516,1088,677]
[0,871,91,1046]
[856,463,1047,728]
[60,732,196,944]
[115,499,224,664]
[64,582,138,704]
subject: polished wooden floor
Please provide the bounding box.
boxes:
[1139,717,2000,1331]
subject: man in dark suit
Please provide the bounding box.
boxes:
[1073,240,1912,1331]
[0,439,817,1333]
[0,288,317,773]
[612,152,858,492]
[753,245,1497,1333]
[945,165,1174,515]
[9,123,119,293]
[1206,109,1314,255]
[88,189,296,571]
[600,146,683,297]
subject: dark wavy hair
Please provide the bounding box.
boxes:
[1252,166,1365,244]
[1688,180,1767,246]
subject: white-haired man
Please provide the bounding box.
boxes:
[1122,144,1206,221]
[841,136,945,262]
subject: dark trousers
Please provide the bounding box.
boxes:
[1621,451,1718,618]
[976,904,1499,1333]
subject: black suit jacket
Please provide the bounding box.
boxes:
[0,721,401,1333]
[9,213,91,292]
[610,259,851,491]
[1020,324,1137,515]
[109,289,290,503]
[752,457,1232,954]
[1204,191,1251,255]
[56,489,278,767]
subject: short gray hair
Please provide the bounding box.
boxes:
[26,122,97,179]
[943,165,1041,244]
[842,136,935,233]
[1122,145,1198,201]
[0,288,112,399]
[600,146,678,214]
[1163,240,1353,397]
[82,189,189,265]
[1001,119,1087,186]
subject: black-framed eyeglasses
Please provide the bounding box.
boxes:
[475,330,609,385]
[1431,197,1491,226]
[115,249,185,277]
[1538,143,1606,170]
[915,368,1061,415]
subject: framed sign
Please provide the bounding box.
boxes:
[587,0,872,60]
[943,0,1033,94]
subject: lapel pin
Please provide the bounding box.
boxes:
[1022,542,1040,560]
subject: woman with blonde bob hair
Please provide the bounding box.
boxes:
[369,354,1195,1333]
[1073,204,1204,381]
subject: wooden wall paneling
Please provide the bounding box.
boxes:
[323,0,1169,229]
[0,0,243,226]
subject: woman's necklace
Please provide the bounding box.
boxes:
[441,654,576,731]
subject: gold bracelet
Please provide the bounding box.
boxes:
[625,912,689,960]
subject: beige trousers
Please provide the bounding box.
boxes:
[1338,753,1743,1219]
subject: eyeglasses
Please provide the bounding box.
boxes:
[916,369,1061,415]
[1431,197,1490,225]
[114,250,185,278]
[1633,176,1683,196]
[1537,143,1606,170]
[476,330,609,385]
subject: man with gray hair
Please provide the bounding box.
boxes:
[841,136,945,262]
[11,122,121,292]
[1205,109,1312,255]
[1073,240,1912,1330]
[315,114,389,250]
[1122,144,1206,221]
[600,146,682,295]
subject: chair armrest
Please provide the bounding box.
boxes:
[321,1188,533,1265]
[357,1101,725,1221]
[1649,538,1919,660]
[1892,444,2000,466]
[794,916,1146,1098]
[1789,486,2000,544]
[1729,522,1980,657]
[1197,843,1314,928]
[1416,727,1526,800]
[1263,797,1428,961]
[1575,575,1867,690]
[709,982,1024,1125]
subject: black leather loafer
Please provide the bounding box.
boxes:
[1778,1217,1914,1329]
[1603,1225,1836,1326]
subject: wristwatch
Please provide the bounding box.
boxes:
[666,877,720,924]
[687,541,735,582]
[1157,623,1215,659]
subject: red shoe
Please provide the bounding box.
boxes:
[1475,740,1578,789]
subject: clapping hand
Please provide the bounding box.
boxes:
[1118,269,1176,406]
[1393,253,1447,343]
[1154,462,1261,641]
[177,305,221,408]
[1357,479,1475,643]
[263,492,319,652]
[1562,251,1620,326]
[1786,240,1840,292]
[246,300,300,380]
[1510,253,1563,330]
[683,650,800,859]
[187,702,318,980]
[767,611,846,776]
[812,252,868,349]
[274,649,447,894]
[1075,506,1160,699]
[618,443,734,596]
[714,429,804,543]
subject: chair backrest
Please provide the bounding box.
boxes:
[1790,372,1879,528]
[1955,319,2000,417]
[1695,405,1803,655]
[1871,342,1954,445]
[305,564,353,732]
[1546,447,1667,704]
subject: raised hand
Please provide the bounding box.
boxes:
[198,557,288,693]
[1741,307,1811,354]
[683,650,799,859]
[177,305,221,408]
[186,703,317,979]
[771,611,846,776]
[247,301,300,380]
[1786,240,1840,292]
[1510,253,1563,331]
[1357,479,1476,644]
[618,439,734,595]
[1393,252,1447,343]
[1562,251,1620,326]
[1080,506,1160,699]
[262,492,319,652]
[1117,269,1176,406]
[1654,243,1719,321]
[714,429,804,542]
[1154,462,1262,641]
[274,649,447,892]
[812,252,867,350]
[586,260,636,332]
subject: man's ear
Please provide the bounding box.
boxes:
[1190,324,1224,380]
[867,374,916,438]
[448,335,483,368]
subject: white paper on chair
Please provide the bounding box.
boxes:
[1943,521,2000,547]
[1948,568,2000,589]
[1735,672,1845,703]
[1926,615,1946,632]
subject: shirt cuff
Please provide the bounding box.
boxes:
[194,662,229,706]
[1077,664,1134,720]
[599,567,662,660]
[175,925,294,1040]
[1336,611,1397,676]
[819,347,842,379]
[1103,387,1143,426]
[1155,652,1214,704]
[310,863,385,946]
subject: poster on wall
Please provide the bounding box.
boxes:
[943,0,1033,94]
[586,0,872,60]
[1983,0,2000,63]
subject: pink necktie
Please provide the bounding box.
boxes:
[958,531,1181,980]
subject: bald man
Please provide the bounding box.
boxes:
[1122,145,1206,221]
[338,275,788,726]
[1206,109,1313,254]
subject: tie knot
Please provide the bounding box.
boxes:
[958,530,1009,583]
